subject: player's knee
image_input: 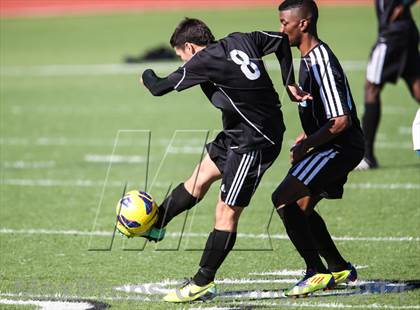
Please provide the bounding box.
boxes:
[296,198,310,214]
[214,203,242,230]
[187,169,216,197]
[299,204,314,216]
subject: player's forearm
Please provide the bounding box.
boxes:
[303,115,351,149]
[142,69,175,96]
[276,35,295,86]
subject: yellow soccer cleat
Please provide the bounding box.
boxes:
[331,262,357,285]
[285,270,335,297]
[163,278,217,303]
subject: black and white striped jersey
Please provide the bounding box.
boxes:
[143,31,294,153]
[298,42,364,150]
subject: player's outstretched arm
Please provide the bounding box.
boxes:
[274,34,312,102]
[249,31,312,101]
[141,69,176,96]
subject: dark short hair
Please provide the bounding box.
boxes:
[170,17,215,48]
[278,0,318,31]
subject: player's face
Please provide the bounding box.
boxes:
[279,9,303,47]
[174,44,194,62]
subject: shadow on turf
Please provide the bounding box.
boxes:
[378,162,420,170]
[218,279,420,300]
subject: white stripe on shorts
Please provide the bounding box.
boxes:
[225,151,255,206]
[295,149,335,182]
[291,149,332,178]
[366,43,387,84]
[251,150,263,195]
[303,151,338,185]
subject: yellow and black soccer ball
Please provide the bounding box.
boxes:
[115,190,158,238]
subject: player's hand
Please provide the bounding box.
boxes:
[140,69,156,88]
[290,140,309,164]
[390,4,404,23]
[294,132,307,145]
[287,84,313,102]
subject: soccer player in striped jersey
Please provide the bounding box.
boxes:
[272,0,364,296]
[141,18,310,302]
[359,0,419,169]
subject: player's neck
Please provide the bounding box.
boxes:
[193,45,206,54]
[299,34,320,56]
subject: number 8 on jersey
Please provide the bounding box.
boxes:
[230,49,261,80]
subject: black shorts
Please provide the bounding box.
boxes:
[206,132,281,207]
[288,145,363,199]
[366,28,420,85]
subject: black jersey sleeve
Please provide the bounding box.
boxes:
[248,31,295,86]
[142,69,176,96]
[308,45,351,119]
[167,60,209,92]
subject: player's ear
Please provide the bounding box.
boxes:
[185,42,194,55]
[300,18,309,32]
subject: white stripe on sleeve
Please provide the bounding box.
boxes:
[309,52,332,119]
[320,45,344,116]
[313,47,338,117]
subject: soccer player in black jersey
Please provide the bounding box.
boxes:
[358,0,420,169]
[272,0,364,296]
[140,18,310,302]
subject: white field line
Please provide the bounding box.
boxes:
[84,154,147,163]
[167,145,205,154]
[2,160,56,169]
[0,136,412,150]
[6,292,418,308]
[84,149,202,163]
[375,141,413,149]
[2,279,420,309]
[343,183,420,190]
[0,298,94,310]
[0,60,366,77]
[0,178,124,188]
[0,292,156,303]
[190,302,420,309]
[1,178,419,190]
[0,137,201,147]
[1,228,419,242]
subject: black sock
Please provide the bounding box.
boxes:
[362,102,381,160]
[277,203,328,273]
[193,229,237,286]
[154,183,200,229]
[307,211,347,272]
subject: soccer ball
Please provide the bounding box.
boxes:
[115,190,159,238]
